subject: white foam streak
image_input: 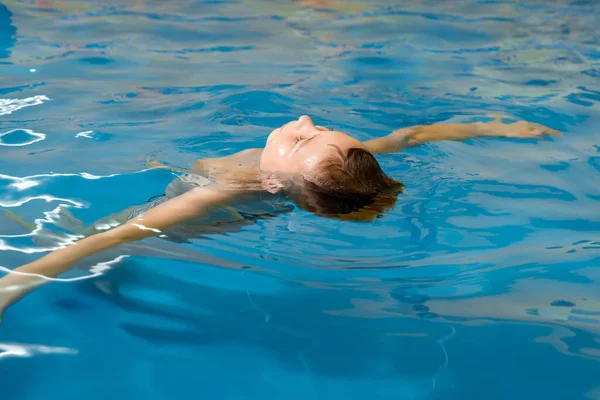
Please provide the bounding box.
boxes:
[88,255,129,276]
[131,223,162,233]
[0,95,50,116]
[0,255,128,282]
[0,255,129,284]
[11,180,39,190]
[75,130,94,139]
[0,172,121,191]
[94,220,121,231]
[0,195,82,208]
[0,343,77,359]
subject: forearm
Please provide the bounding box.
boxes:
[408,123,488,145]
[0,232,123,305]
[0,206,176,309]
[366,117,560,154]
[364,124,485,154]
[13,233,120,278]
[363,128,413,154]
[5,185,231,289]
[363,123,486,154]
[0,183,245,320]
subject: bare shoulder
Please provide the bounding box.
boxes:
[192,148,262,175]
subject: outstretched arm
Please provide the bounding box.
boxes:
[0,185,239,321]
[364,115,561,154]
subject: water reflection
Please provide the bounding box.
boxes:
[0,3,16,60]
[0,0,599,398]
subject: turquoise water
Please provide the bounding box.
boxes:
[1,0,599,399]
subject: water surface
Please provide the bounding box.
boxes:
[1,1,599,399]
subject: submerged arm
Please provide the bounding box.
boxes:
[0,185,239,321]
[364,114,561,154]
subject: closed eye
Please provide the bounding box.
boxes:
[294,134,319,151]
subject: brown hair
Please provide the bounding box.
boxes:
[284,148,403,221]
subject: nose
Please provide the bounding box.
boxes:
[297,115,315,128]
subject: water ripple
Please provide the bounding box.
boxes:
[0,129,46,147]
[1,0,599,397]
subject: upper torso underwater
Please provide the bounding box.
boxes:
[16,148,292,245]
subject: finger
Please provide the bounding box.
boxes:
[145,155,161,168]
[147,161,164,168]
[545,127,562,136]
[530,123,562,136]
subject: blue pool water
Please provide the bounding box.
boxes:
[1,0,599,398]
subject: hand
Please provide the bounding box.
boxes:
[145,155,168,169]
[483,114,562,139]
[146,156,190,174]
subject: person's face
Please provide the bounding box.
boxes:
[259,115,367,175]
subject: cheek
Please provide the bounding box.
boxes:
[303,155,318,168]
[269,135,293,157]
[260,142,287,170]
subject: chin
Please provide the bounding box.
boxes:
[266,127,281,144]
[259,152,273,171]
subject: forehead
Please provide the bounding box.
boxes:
[313,130,364,151]
[296,131,364,170]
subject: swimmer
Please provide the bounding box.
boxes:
[0,114,560,321]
